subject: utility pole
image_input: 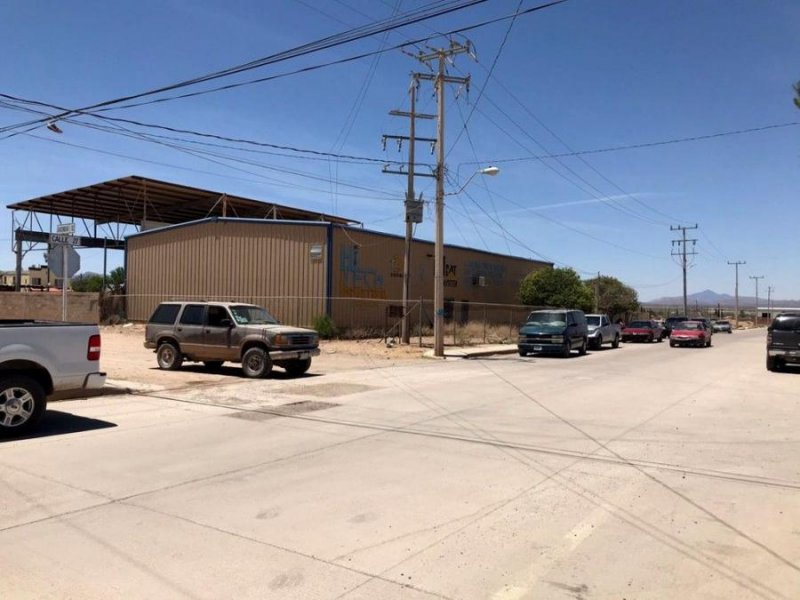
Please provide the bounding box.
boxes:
[767,285,774,319]
[384,76,435,344]
[749,275,764,327]
[727,260,745,330]
[670,224,698,316]
[415,41,471,357]
[593,272,600,313]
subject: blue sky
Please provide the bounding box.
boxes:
[1,0,798,301]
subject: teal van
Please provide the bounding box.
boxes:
[517,309,589,358]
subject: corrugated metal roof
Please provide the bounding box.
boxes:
[7,175,359,226]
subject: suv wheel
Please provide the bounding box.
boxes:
[242,347,272,378]
[612,335,620,349]
[578,338,588,356]
[0,375,47,437]
[157,342,183,370]
[766,356,780,372]
[562,341,572,358]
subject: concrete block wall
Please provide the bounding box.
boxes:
[0,292,100,323]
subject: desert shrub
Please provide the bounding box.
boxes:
[313,314,338,339]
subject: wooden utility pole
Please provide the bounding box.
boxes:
[415,41,471,357]
[727,260,745,329]
[384,78,435,344]
[750,275,764,327]
[670,224,698,316]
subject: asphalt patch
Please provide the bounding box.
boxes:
[225,400,340,422]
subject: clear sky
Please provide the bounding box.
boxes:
[1,0,798,301]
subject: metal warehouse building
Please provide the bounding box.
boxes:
[6,175,550,331]
[126,218,550,330]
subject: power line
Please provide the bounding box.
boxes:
[0,95,389,163]
[0,1,568,136]
[468,121,800,165]
[465,66,679,226]
[461,98,668,227]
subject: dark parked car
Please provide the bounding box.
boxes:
[663,316,689,337]
[766,313,800,371]
[621,320,665,343]
[518,309,588,357]
[669,320,712,348]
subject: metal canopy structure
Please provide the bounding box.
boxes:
[7,175,359,227]
[6,175,360,290]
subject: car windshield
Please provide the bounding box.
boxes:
[717,321,730,325]
[628,321,651,328]
[586,316,601,326]
[526,311,567,326]
[229,305,279,325]
[674,322,702,330]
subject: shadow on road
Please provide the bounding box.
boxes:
[1,410,117,442]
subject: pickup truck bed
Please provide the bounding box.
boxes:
[0,320,106,436]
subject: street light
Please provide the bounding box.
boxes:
[433,166,501,357]
[448,166,500,196]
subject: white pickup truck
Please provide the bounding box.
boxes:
[0,320,106,437]
[585,314,621,350]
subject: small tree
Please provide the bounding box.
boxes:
[107,267,125,293]
[584,275,639,320]
[71,272,104,293]
[519,267,594,312]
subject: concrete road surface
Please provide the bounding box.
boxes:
[2,329,799,599]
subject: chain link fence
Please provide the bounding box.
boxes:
[120,294,541,346]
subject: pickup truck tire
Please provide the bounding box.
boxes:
[612,335,620,349]
[767,356,781,371]
[593,335,602,350]
[285,358,311,377]
[157,342,183,370]
[242,347,272,378]
[0,375,46,437]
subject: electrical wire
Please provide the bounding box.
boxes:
[467,67,678,226]
[0,1,568,139]
[466,121,800,165]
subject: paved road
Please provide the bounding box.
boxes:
[2,329,799,599]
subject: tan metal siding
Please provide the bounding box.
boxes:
[127,221,327,325]
[329,226,549,331]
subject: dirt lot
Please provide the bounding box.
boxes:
[100,324,430,389]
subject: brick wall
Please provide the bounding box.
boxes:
[0,292,100,323]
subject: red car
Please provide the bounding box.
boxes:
[621,320,665,343]
[669,320,712,348]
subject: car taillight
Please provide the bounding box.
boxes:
[88,334,101,361]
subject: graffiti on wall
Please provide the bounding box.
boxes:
[339,246,387,299]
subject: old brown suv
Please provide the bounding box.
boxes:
[144,301,320,378]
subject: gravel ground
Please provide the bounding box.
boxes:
[100,324,431,387]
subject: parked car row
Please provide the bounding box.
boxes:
[517,310,721,357]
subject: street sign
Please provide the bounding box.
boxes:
[49,233,78,245]
[56,223,75,234]
[47,245,80,278]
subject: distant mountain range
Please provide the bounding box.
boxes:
[645,289,800,308]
